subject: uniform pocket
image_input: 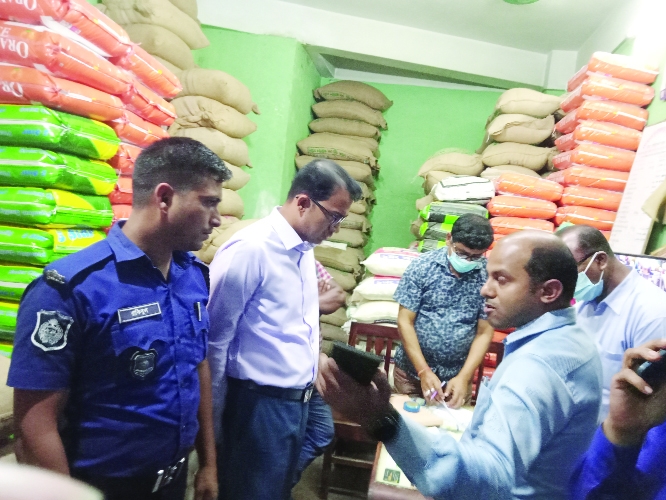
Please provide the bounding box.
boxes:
[110,314,170,356]
[181,310,208,365]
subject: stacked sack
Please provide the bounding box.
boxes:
[547,52,658,237]
[296,81,393,341]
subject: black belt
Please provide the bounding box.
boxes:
[228,377,314,402]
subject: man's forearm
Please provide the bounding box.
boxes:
[457,321,494,382]
[16,432,69,475]
[397,316,429,373]
[195,360,217,468]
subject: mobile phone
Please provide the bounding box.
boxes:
[636,349,666,390]
[330,341,382,386]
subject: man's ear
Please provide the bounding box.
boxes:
[597,252,610,272]
[154,183,175,214]
[295,194,311,214]
[446,232,452,246]
[539,279,564,305]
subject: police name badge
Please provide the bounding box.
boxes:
[31,310,73,352]
[130,349,157,380]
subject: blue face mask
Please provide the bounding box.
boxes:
[448,247,482,274]
[574,252,605,302]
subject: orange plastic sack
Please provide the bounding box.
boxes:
[488,233,506,251]
[561,74,654,112]
[555,100,649,134]
[0,0,132,57]
[110,44,182,99]
[109,177,132,205]
[0,21,132,95]
[106,110,169,148]
[552,143,635,172]
[548,166,628,193]
[560,186,623,212]
[490,217,554,235]
[494,173,563,202]
[120,80,176,127]
[567,52,659,91]
[555,121,643,152]
[487,195,557,220]
[555,206,616,231]
[0,65,124,121]
[108,142,143,176]
[112,203,132,223]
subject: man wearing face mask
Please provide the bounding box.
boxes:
[557,224,666,420]
[393,214,495,408]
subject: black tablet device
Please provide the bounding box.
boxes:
[330,341,383,386]
[636,349,666,390]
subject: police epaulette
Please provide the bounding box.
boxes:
[192,257,210,292]
[43,241,113,287]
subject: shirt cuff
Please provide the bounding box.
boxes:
[589,425,642,472]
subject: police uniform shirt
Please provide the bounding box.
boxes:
[7,223,210,477]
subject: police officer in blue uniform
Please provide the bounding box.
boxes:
[8,137,230,500]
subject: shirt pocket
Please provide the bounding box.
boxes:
[110,314,170,357]
[180,310,208,366]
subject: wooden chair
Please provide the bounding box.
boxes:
[319,322,401,499]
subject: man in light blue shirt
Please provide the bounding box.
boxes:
[318,231,602,500]
[207,159,362,500]
[558,225,666,419]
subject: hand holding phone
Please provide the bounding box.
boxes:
[636,349,666,390]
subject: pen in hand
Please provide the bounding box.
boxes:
[429,380,447,401]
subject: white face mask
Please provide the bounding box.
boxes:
[574,251,605,302]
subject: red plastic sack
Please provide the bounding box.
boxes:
[552,143,635,173]
[110,44,182,99]
[494,173,563,202]
[487,195,557,220]
[120,79,176,127]
[548,166,628,193]
[0,0,132,57]
[112,203,132,222]
[490,217,554,235]
[109,176,132,205]
[0,64,124,121]
[555,100,649,134]
[567,52,659,91]
[560,186,623,212]
[555,120,643,152]
[108,142,143,176]
[106,110,169,148]
[561,74,654,112]
[555,206,616,231]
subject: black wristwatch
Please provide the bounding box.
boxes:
[367,406,401,442]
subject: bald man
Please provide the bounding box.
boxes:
[317,231,602,500]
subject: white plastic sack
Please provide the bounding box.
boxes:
[350,276,401,303]
[362,248,420,278]
[348,300,400,325]
[431,176,495,203]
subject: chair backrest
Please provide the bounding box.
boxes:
[348,322,401,376]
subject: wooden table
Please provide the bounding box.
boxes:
[368,443,429,500]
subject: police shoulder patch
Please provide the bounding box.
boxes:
[31,310,73,352]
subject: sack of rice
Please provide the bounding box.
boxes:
[320,307,347,327]
[416,239,447,253]
[495,89,563,118]
[350,276,400,303]
[482,143,555,171]
[314,245,363,275]
[416,194,435,212]
[167,0,198,21]
[349,199,369,215]
[314,81,393,111]
[295,156,374,187]
[0,264,43,302]
[222,164,250,191]
[153,56,182,75]
[320,322,348,342]
[362,248,420,278]
[487,114,555,145]
[415,221,454,242]
[312,101,387,130]
[169,127,250,167]
[309,118,381,139]
[423,171,455,195]
[216,188,245,218]
[171,96,257,139]
[177,68,260,115]
[348,300,399,325]
[340,213,371,233]
[358,182,375,205]
[480,165,541,180]
[324,266,358,292]
[328,228,368,248]
[197,219,257,264]
[123,24,195,70]
[103,0,209,49]
[417,151,483,177]
[419,201,488,223]
[431,176,495,203]
[297,133,376,167]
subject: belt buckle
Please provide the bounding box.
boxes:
[303,386,313,403]
[151,457,185,493]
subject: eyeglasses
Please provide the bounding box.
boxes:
[311,199,346,227]
[452,244,485,262]
[576,251,601,266]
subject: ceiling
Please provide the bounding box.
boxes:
[280,0,627,53]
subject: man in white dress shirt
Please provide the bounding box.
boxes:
[207,159,362,500]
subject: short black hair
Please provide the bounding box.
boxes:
[556,224,614,257]
[451,214,494,250]
[524,241,578,303]
[132,137,231,207]
[288,159,363,202]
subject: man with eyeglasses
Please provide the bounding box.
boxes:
[206,159,362,500]
[393,214,495,408]
[557,224,666,420]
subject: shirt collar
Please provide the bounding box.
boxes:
[268,207,311,252]
[504,307,576,352]
[595,270,637,315]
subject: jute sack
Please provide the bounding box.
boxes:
[481,165,541,180]
[171,96,257,138]
[416,194,435,212]
[328,228,368,248]
[0,356,12,440]
[167,0,197,21]
[324,266,358,292]
[487,114,555,145]
[198,217,239,255]
[482,143,555,171]
[320,307,348,327]
[217,188,244,218]
[320,322,348,342]
[411,218,426,240]
[103,0,209,49]
[338,134,379,154]
[123,24,195,70]
[222,163,250,191]
[169,127,251,167]
[309,118,381,139]
[314,81,393,111]
[315,245,363,275]
[495,89,563,118]
[177,68,260,115]
[95,3,108,13]
[350,199,369,215]
[418,151,483,177]
[424,171,455,195]
[197,219,257,264]
[295,156,374,187]
[297,133,377,167]
[152,56,182,75]
[358,182,375,205]
[341,212,371,233]
[312,101,387,130]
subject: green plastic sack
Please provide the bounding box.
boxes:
[0,225,54,265]
[0,147,118,195]
[419,202,489,224]
[0,341,12,357]
[0,188,112,228]
[0,105,120,160]
[0,264,42,302]
[419,221,453,241]
[417,239,447,253]
[49,228,106,261]
[0,301,18,340]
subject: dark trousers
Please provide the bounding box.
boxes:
[218,379,309,500]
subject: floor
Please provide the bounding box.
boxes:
[293,455,372,500]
